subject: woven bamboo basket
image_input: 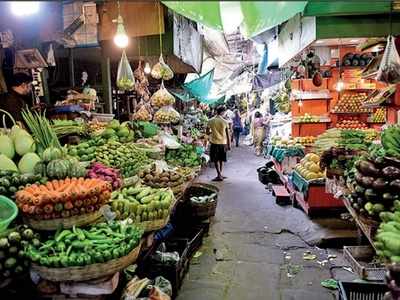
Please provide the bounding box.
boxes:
[185,183,219,218]
[23,210,103,231]
[31,240,142,282]
[139,215,170,232]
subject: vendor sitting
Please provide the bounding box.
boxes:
[0,72,33,126]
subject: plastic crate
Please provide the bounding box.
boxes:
[172,225,205,260]
[343,246,385,281]
[146,239,190,298]
[338,281,388,300]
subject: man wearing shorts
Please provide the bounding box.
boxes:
[207,106,231,181]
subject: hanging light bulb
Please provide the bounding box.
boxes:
[298,100,303,107]
[336,78,345,92]
[114,15,129,48]
[144,62,151,74]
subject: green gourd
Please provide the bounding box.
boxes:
[46,159,70,179]
[42,147,63,163]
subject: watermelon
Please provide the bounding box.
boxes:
[42,147,63,163]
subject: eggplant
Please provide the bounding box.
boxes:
[383,166,400,179]
[355,185,366,195]
[354,171,364,185]
[383,192,398,203]
[374,156,386,168]
[372,178,388,190]
[384,156,400,168]
[390,179,400,191]
[365,189,378,202]
[360,176,375,188]
[357,160,380,177]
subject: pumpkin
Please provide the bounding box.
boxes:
[34,161,47,177]
[46,159,70,179]
[68,162,87,178]
[42,147,63,163]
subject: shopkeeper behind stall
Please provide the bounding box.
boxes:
[0,72,33,126]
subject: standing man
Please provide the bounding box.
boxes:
[207,105,231,181]
[0,72,33,126]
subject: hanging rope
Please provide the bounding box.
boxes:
[157,1,163,55]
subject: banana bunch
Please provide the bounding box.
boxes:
[273,88,290,113]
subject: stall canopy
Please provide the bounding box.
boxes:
[173,69,226,106]
[162,1,307,38]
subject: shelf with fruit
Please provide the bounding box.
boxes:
[294,113,331,124]
[296,136,316,146]
[367,107,386,123]
[335,118,368,130]
[332,93,372,114]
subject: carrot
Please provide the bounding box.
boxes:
[34,206,43,215]
[53,180,61,191]
[45,181,54,191]
[32,197,42,206]
[43,203,54,214]
[64,201,73,210]
[38,185,49,194]
[22,204,30,213]
[28,206,36,215]
[64,178,71,185]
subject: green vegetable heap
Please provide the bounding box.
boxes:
[0,225,38,280]
[96,141,151,178]
[165,144,201,167]
[111,186,174,223]
[375,209,400,263]
[382,125,400,157]
[68,136,106,162]
[0,171,46,199]
[26,222,143,268]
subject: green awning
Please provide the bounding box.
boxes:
[183,69,214,99]
[304,1,392,17]
[162,1,306,38]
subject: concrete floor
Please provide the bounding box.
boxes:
[177,145,357,300]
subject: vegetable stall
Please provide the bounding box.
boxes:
[0,99,211,298]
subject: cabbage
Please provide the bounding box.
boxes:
[18,153,41,174]
[15,135,36,156]
[0,154,18,172]
[0,134,15,159]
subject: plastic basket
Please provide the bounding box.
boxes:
[343,246,385,281]
[338,281,388,300]
[0,196,18,232]
[91,113,115,122]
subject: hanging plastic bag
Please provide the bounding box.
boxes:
[154,106,180,124]
[133,105,152,121]
[151,54,174,81]
[150,82,175,107]
[377,35,400,84]
[117,50,135,91]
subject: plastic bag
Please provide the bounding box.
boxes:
[154,277,172,297]
[117,50,135,91]
[159,132,181,149]
[151,54,174,81]
[133,105,152,121]
[148,286,170,300]
[154,106,180,124]
[377,35,400,84]
[150,82,175,107]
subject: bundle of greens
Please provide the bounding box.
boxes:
[21,109,61,151]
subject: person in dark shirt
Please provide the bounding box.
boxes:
[0,72,33,126]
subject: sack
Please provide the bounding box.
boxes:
[117,50,135,91]
[377,35,400,84]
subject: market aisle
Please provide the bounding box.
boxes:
[177,145,337,300]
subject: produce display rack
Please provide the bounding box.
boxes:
[342,197,379,250]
